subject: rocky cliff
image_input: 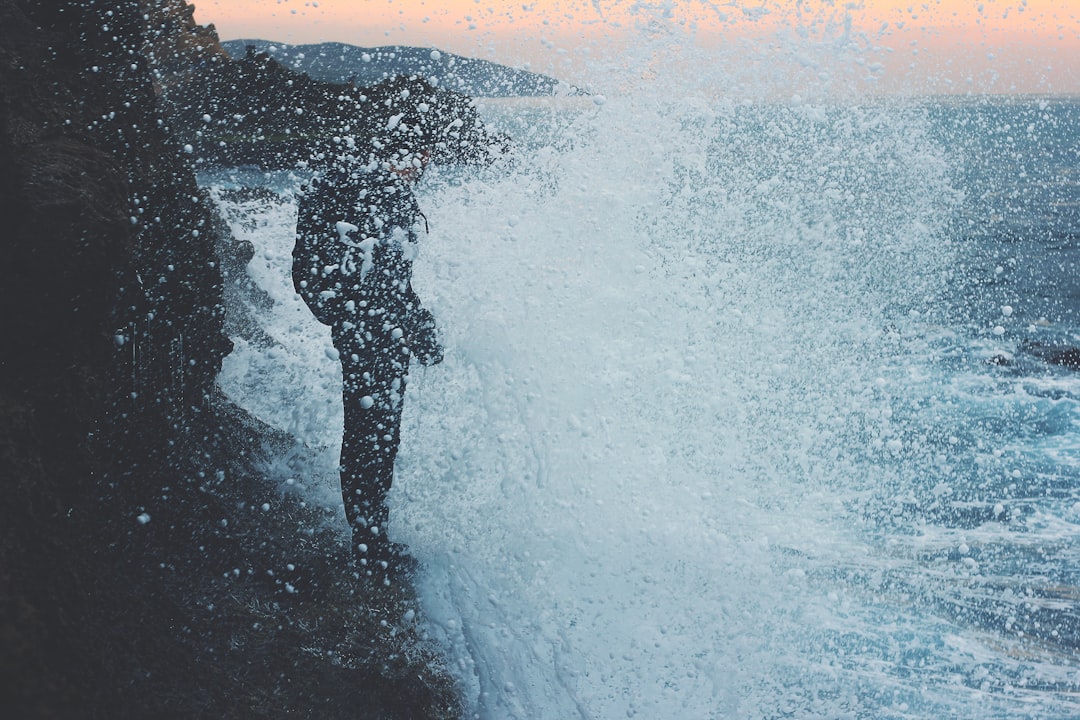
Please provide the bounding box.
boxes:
[139,0,503,170]
[0,1,460,717]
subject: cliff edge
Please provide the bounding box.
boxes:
[0,2,461,717]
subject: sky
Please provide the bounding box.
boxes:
[191,0,1080,95]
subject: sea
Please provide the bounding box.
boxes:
[202,90,1080,719]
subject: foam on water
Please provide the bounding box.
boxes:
[207,50,1080,720]
[388,94,965,719]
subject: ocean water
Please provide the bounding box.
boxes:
[205,92,1080,719]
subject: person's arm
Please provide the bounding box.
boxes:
[293,177,362,326]
[402,285,443,366]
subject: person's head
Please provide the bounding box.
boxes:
[363,76,438,174]
[361,74,510,169]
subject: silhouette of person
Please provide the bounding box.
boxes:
[293,77,446,580]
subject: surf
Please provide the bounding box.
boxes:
[207,31,1080,720]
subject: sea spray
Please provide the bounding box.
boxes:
[206,81,1080,720]
[390,89,963,718]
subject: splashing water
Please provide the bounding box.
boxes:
[209,27,1080,720]
[392,93,958,719]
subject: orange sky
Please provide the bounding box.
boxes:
[192,0,1080,95]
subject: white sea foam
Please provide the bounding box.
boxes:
[385,92,965,718]
[206,73,1080,720]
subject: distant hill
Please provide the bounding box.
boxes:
[222,40,564,98]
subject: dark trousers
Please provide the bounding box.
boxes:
[339,347,410,554]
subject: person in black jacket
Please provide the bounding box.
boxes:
[293,77,447,580]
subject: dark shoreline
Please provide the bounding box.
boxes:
[0,1,462,717]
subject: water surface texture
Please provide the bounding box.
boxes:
[207,93,1080,719]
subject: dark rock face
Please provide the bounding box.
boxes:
[0,1,461,717]
[143,2,503,170]
[162,46,503,169]
[1022,340,1080,371]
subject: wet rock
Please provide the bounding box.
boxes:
[0,2,461,718]
[143,0,504,170]
[1022,340,1080,371]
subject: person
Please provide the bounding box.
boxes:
[293,76,447,581]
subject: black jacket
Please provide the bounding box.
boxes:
[294,166,440,365]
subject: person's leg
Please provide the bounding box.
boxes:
[339,353,409,559]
